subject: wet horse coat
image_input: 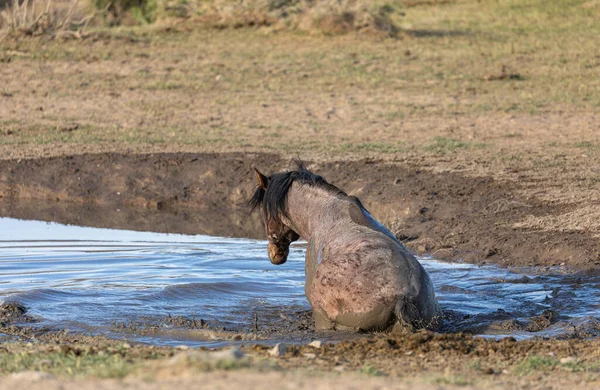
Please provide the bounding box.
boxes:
[250,165,441,331]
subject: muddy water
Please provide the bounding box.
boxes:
[1,217,600,347]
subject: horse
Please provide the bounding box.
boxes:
[250,163,442,332]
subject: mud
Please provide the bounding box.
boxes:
[0,152,598,270]
[106,309,318,343]
[0,302,28,323]
[247,330,600,388]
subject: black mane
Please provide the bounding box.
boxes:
[249,162,347,222]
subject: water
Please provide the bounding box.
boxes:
[1,217,600,346]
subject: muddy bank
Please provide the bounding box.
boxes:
[0,152,598,269]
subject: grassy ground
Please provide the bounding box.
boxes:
[1,0,599,156]
[2,335,600,389]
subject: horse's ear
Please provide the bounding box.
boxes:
[254,168,268,190]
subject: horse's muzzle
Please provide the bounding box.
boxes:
[268,242,288,265]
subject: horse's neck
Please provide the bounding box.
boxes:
[284,183,350,241]
[285,182,400,246]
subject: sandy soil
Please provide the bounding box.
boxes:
[0,370,457,390]
[1,368,598,390]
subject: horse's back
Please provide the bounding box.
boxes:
[308,230,440,331]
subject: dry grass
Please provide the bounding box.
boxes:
[0,0,407,36]
[0,0,95,41]
[101,0,405,34]
[203,0,404,35]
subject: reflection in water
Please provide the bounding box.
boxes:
[1,217,600,346]
[0,199,264,240]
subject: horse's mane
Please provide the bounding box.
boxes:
[249,161,351,222]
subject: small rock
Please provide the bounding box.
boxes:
[269,343,287,357]
[502,369,510,375]
[334,365,345,372]
[176,345,189,350]
[560,357,577,364]
[121,343,131,349]
[303,353,316,359]
[308,340,322,348]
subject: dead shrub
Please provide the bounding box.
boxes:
[295,0,403,35]
[161,0,404,35]
[93,0,158,26]
[0,0,96,40]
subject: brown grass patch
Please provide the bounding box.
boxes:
[170,0,404,35]
[0,0,95,40]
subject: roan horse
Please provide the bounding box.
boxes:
[250,163,441,332]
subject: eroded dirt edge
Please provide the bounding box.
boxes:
[0,152,598,270]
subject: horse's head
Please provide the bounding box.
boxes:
[251,168,300,265]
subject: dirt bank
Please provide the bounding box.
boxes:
[0,152,598,270]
